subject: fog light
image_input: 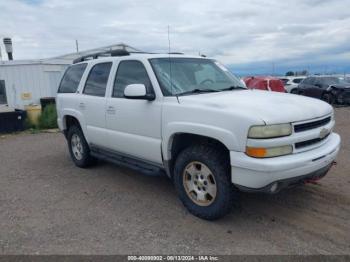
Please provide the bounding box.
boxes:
[270,183,278,193]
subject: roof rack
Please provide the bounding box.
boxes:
[72,49,152,64]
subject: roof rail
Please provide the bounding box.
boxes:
[72,49,130,64]
[72,49,152,64]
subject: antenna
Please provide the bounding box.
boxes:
[75,40,79,53]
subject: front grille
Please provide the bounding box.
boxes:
[294,117,331,133]
[295,134,330,149]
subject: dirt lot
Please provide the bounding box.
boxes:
[0,107,349,255]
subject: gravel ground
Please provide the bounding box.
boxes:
[0,108,349,255]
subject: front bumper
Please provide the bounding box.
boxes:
[230,133,341,192]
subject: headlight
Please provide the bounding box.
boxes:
[248,124,292,138]
[246,145,293,158]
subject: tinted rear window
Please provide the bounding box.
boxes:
[83,62,112,97]
[58,63,87,93]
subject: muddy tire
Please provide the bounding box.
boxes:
[173,144,237,220]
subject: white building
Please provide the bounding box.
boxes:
[0,43,139,109]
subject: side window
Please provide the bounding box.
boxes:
[83,62,112,97]
[58,63,87,93]
[314,78,322,87]
[293,78,303,84]
[304,77,315,85]
[113,60,152,98]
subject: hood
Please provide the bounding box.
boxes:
[178,89,333,124]
[331,84,350,89]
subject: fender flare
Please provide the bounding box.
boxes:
[61,109,89,141]
[162,122,238,161]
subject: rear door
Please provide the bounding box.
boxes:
[79,62,113,147]
[313,78,327,99]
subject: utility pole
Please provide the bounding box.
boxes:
[75,40,79,53]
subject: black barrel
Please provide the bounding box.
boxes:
[0,109,27,133]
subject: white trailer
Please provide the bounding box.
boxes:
[0,43,140,109]
[0,60,68,109]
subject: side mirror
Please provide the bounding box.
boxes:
[124,84,155,101]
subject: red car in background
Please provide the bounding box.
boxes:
[243,76,286,93]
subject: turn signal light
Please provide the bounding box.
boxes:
[246,147,267,158]
[246,145,293,158]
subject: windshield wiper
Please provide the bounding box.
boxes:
[177,88,220,96]
[220,86,246,91]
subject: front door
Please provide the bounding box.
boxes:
[106,60,162,164]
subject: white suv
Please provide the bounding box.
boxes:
[56,50,340,220]
[280,76,306,93]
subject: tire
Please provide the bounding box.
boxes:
[173,144,238,220]
[321,92,334,104]
[336,91,344,105]
[290,89,298,94]
[67,125,95,168]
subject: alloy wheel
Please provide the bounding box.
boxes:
[182,161,217,206]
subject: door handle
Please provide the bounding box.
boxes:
[106,106,116,114]
[79,102,85,109]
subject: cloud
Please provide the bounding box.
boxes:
[0,0,349,74]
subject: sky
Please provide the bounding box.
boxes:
[0,0,349,75]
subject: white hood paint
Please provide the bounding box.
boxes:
[179,89,333,124]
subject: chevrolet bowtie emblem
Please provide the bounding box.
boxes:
[320,128,329,139]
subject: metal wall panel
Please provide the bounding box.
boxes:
[0,64,68,109]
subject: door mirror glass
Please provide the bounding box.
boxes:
[124,84,155,100]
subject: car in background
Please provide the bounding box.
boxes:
[296,76,350,105]
[243,76,286,93]
[279,76,306,93]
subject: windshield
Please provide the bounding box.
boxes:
[149,58,245,96]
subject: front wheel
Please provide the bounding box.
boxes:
[321,92,334,104]
[173,144,237,220]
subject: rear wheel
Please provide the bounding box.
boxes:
[67,125,95,168]
[173,144,237,220]
[321,92,334,104]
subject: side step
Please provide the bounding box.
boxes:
[90,146,165,176]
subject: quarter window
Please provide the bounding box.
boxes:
[58,63,87,93]
[113,61,152,98]
[84,62,112,97]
